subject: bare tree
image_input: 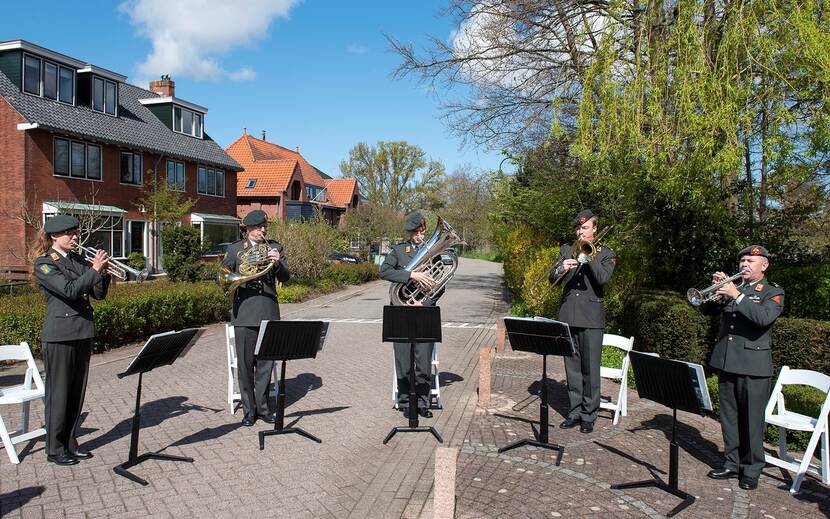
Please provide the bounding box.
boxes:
[388,0,618,150]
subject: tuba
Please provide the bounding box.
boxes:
[218,242,275,298]
[389,216,463,305]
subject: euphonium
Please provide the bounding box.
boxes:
[218,241,275,298]
[389,216,463,305]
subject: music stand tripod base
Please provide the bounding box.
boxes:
[114,451,194,486]
[258,361,321,450]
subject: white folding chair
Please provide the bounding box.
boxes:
[764,366,830,493]
[226,324,280,415]
[599,334,634,426]
[0,342,46,464]
[392,345,442,409]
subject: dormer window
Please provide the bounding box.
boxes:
[173,105,203,138]
[92,76,117,115]
[22,53,74,104]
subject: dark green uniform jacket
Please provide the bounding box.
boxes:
[33,248,110,342]
[380,241,441,305]
[549,244,616,328]
[700,277,784,377]
[222,239,291,327]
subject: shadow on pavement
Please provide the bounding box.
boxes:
[594,440,668,476]
[0,486,46,517]
[285,405,350,429]
[276,372,323,409]
[438,372,464,389]
[628,413,722,469]
[79,396,220,452]
[167,422,243,448]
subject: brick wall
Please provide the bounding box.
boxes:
[0,99,27,269]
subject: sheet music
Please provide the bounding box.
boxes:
[681,361,713,411]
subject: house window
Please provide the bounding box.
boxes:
[166,160,185,191]
[43,62,57,100]
[197,166,224,196]
[23,55,41,95]
[173,105,203,138]
[87,215,124,258]
[55,138,101,180]
[245,179,256,189]
[58,66,74,104]
[305,185,324,201]
[92,77,117,115]
[203,222,238,248]
[128,221,146,256]
[120,152,143,185]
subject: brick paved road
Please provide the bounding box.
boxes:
[0,258,504,519]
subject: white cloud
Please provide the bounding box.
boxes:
[346,44,368,55]
[119,0,301,82]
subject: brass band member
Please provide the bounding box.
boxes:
[222,210,290,426]
[549,210,616,434]
[32,215,110,465]
[700,245,784,491]
[380,211,437,418]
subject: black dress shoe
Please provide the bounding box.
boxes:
[260,413,277,424]
[707,467,740,480]
[69,448,93,459]
[560,417,580,429]
[47,454,79,466]
[739,477,758,490]
[579,422,594,433]
[241,415,256,426]
[418,408,433,418]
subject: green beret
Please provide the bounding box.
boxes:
[43,214,79,234]
[572,209,595,227]
[404,211,425,231]
[242,210,267,227]
[738,245,769,260]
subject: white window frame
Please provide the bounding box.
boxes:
[126,219,148,257]
[119,151,143,186]
[172,104,204,138]
[53,137,102,182]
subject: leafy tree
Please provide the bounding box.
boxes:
[135,173,196,223]
[342,204,404,255]
[268,210,345,281]
[339,141,446,213]
[440,164,495,250]
[161,225,208,282]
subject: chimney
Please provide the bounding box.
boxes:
[295,146,300,153]
[261,130,267,141]
[243,127,247,135]
[149,75,175,97]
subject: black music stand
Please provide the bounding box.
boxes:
[255,319,327,449]
[611,351,700,517]
[114,328,204,486]
[498,317,573,465]
[382,305,443,444]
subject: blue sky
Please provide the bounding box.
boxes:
[1,1,506,178]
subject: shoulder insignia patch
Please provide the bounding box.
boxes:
[50,252,60,261]
[772,295,782,305]
[405,246,411,253]
[755,284,764,292]
[610,256,617,265]
[39,264,54,275]
[243,241,250,249]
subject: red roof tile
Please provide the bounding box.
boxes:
[324,178,358,208]
[235,159,298,197]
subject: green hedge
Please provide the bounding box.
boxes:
[0,263,379,356]
[769,263,830,321]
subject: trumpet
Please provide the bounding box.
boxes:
[686,271,745,306]
[78,245,150,282]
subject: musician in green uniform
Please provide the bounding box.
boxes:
[549,210,616,434]
[223,210,291,426]
[700,245,784,490]
[380,211,438,418]
[32,215,110,465]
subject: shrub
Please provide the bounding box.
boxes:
[126,252,147,271]
[161,226,208,282]
[521,246,561,318]
[322,263,379,285]
[269,212,346,281]
[769,263,830,321]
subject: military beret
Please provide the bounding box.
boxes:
[738,244,769,260]
[43,214,79,234]
[572,209,596,227]
[404,211,426,231]
[242,210,268,227]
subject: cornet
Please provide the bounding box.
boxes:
[686,271,746,306]
[78,245,150,282]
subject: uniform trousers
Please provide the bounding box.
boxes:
[717,371,770,479]
[234,326,275,418]
[394,342,434,408]
[564,327,603,423]
[43,339,92,457]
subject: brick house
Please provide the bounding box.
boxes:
[226,132,361,227]
[0,40,243,274]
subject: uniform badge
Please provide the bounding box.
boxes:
[578,215,588,224]
[610,256,616,265]
[405,246,411,253]
[39,264,54,274]
[50,252,60,261]
[750,245,762,255]
[772,295,783,305]
[755,284,764,292]
[243,241,250,249]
